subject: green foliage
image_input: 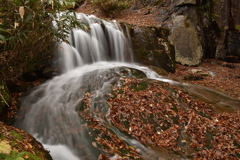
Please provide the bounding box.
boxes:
[235,25,240,32]
[91,0,130,17]
[0,150,31,160]
[0,28,11,43]
[0,0,88,80]
[3,150,25,160]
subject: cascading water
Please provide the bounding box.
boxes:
[15,13,240,160]
[56,13,133,73]
[16,13,162,160]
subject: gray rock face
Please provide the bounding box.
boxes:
[166,0,203,66]
[212,0,240,59]
[169,15,203,66]
[228,31,240,58]
[159,0,240,64]
[127,0,240,68]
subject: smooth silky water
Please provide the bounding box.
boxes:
[15,13,240,160]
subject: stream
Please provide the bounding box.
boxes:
[15,13,240,160]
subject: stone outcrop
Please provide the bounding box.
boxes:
[129,25,176,72]
[142,0,240,65]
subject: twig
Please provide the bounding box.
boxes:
[0,92,10,108]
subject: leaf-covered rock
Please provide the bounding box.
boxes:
[0,121,52,160]
[107,77,240,159]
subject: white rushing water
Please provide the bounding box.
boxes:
[57,13,133,73]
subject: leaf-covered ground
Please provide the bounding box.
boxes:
[168,59,240,100]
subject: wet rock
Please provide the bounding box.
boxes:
[147,65,168,76]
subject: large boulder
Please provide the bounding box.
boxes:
[129,25,176,72]
[156,0,204,66]
[169,15,203,66]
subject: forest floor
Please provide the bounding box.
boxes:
[77,1,240,100]
[168,59,240,99]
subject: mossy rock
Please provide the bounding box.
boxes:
[147,65,168,76]
[0,121,52,160]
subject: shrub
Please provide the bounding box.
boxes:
[91,0,130,18]
[0,0,88,80]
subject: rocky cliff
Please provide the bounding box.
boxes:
[129,0,240,66]
[153,0,240,65]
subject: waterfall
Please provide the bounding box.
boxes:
[10,13,197,160]
[16,13,158,160]
[57,13,133,73]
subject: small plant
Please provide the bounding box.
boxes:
[0,141,26,160]
[235,25,240,32]
[91,0,130,17]
[0,150,26,160]
[210,13,219,22]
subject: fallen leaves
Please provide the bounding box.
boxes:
[107,77,240,159]
[77,91,142,159]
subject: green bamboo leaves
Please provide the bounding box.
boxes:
[0,28,11,43]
